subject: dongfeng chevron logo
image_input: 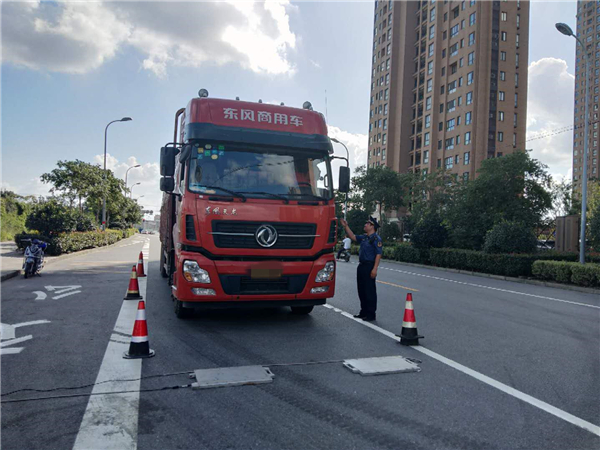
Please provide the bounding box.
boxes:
[255,224,278,248]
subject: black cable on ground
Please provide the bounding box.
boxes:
[1,384,193,404]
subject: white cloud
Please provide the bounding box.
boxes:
[328,125,368,184]
[1,1,297,77]
[526,57,575,181]
[2,177,51,199]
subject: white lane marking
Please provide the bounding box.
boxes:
[0,335,33,347]
[33,291,47,301]
[324,304,600,437]
[45,285,81,293]
[12,320,51,329]
[1,348,23,355]
[52,290,82,300]
[73,253,149,449]
[363,263,600,310]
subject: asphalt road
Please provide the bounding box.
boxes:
[2,234,599,450]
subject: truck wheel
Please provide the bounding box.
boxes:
[160,244,168,278]
[174,299,193,319]
[290,306,314,315]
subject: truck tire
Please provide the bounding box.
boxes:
[290,306,314,315]
[174,299,193,319]
[160,244,168,278]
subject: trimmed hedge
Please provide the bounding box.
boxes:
[532,261,600,287]
[16,229,137,256]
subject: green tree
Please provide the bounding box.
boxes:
[41,160,104,211]
[447,152,553,250]
[351,165,407,230]
[483,220,538,254]
[410,211,449,250]
[0,190,36,240]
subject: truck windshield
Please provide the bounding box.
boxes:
[188,146,333,200]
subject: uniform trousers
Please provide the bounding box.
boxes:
[357,261,377,316]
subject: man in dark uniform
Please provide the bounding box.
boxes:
[339,216,383,321]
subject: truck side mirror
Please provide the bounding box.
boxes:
[160,177,175,193]
[338,166,350,193]
[160,146,178,177]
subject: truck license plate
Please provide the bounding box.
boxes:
[251,263,283,279]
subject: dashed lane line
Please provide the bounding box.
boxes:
[350,262,600,310]
[377,280,419,292]
[323,303,600,437]
[73,245,149,450]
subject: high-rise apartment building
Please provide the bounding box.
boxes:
[573,0,600,189]
[368,0,529,182]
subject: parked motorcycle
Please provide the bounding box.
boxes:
[22,239,46,278]
[337,248,351,263]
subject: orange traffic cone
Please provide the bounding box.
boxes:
[123,300,155,359]
[124,265,143,300]
[397,293,423,346]
[136,251,146,277]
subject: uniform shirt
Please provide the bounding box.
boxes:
[356,233,383,262]
[343,237,352,250]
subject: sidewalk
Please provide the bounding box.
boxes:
[0,241,26,281]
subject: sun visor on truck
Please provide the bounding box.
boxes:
[184,123,333,154]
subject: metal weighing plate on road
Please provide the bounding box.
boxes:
[343,356,421,376]
[191,365,275,389]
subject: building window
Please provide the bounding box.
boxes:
[437,158,442,168]
[426,97,432,110]
[448,80,457,93]
[501,31,507,41]
[441,67,446,76]
[516,53,519,67]
[440,103,444,113]
[385,88,389,100]
[386,73,390,85]
[513,133,517,147]
[466,92,473,104]
[382,134,387,144]
[498,131,504,142]
[499,91,505,101]
[430,25,436,39]
[517,14,520,28]
[463,172,470,181]
[383,118,388,129]
[499,111,504,121]
[447,118,456,130]
[501,11,507,21]
[500,51,506,61]
[467,72,474,85]
[515,73,519,87]
[439,122,444,131]
[386,58,390,70]
[458,96,463,106]
[424,133,430,148]
[516,34,520,48]
[442,49,447,58]
[468,52,475,65]
[425,114,431,128]
[500,71,506,81]
[430,7,436,21]
[384,103,388,115]
[451,24,460,37]
[469,12,476,26]
[429,43,435,57]
[515,92,518,107]
[445,139,455,151]
[447,99,456,112]
[465,111,472,124]
[441,85,445,94]
[513,112,517,127]
[445,156,454,168]
[469,32,475,46]
[450,62,458,74]
[428,61,434,75]
[424,149,429,163]
[450,43,459,56]
[465,133,471,145]
[427,78,433,92]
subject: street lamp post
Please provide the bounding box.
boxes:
[556,23,589,264]
[130,182,141,199]
[125,164,141,190]
[102,117,132,230]
[330,137,350,221]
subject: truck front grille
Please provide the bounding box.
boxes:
[211,221,317,249]
[219,275,308,295]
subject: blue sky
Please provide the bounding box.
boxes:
[1,1,578,214]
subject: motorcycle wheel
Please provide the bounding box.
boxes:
[24,262,33,278]
[344,253,351,262]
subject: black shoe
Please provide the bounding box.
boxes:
[362,315,376,322]
[353,312,366,318]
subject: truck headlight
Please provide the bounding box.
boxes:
[315,261,335,283]
[183,260,211,283]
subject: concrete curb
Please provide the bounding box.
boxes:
[377,258,600,296]
[0,234,141,283]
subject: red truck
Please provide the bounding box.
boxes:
[159,90,350,318]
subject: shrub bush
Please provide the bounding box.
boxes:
[14,233,51,250]
[393,244,429,264]
[410,213,448,250]
[122,228,138,238]
[570,264,600,287]
[483,221,538,254]
[532,261,600,287]
[47,230,123,255]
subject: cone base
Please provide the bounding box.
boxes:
[137,274,147,277]
[123,349,155,359]
[124,294,143,300]
[396,327,423,346]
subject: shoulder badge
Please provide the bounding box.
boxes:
[378,241,382,247]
